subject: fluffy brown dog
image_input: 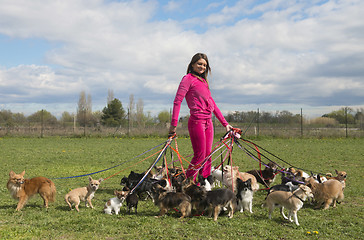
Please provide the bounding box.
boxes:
[263,185,313,226]
[305,177,344,210]
[7,170,56,211]
[223,165,259,192]
[65,176,103,212]
[151,184,191,218]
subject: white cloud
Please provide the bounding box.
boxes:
[0,0,363,118]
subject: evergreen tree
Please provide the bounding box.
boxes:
[101,98,126,126]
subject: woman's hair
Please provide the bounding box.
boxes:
[186,53,211,80]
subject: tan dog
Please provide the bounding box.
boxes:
[305,177,344,210]
[263,185,313,226]
[288,167,310,182]
[65,176,103,212]
[223,165,259,192]
[326,170,347,188]
[7,170,56,211]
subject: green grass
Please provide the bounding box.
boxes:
[0,137,363,240]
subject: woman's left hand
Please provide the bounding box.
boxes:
[225,124,233,132]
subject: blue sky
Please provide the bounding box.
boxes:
[0,0,363,119]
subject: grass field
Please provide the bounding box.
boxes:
[0,137,363,240]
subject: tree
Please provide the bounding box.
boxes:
[101,98,126,127]
[136,98,146,127]
[27,110,58,125]
[0,110,15,127]
[77,91,92,127]
[355,108,364,129]
[92,110,103,126]
[158,110,171,125]
[129,94,135,128]
[12,113,27,126]
[107,89,114,104]
[322,107,355,124]
[60,111,74,127]
[0,110,27,128]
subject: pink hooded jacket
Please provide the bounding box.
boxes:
[171,73,229,127]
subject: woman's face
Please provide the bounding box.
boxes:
[191,58,207,75]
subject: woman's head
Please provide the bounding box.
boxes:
[187,53,211,79]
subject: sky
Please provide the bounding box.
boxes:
[0,0,363,119]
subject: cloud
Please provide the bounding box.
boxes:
[0,0,363,118]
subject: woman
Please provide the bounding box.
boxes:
[169,53,233,181]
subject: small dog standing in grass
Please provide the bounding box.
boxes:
[65,176,103,212]
[104,190,129,215]
[202,188,237,221]
[7,170,56,211]
[263,185,313,226]
[236,178,254,213]
[126,191,139,214]
[151,183,191,218]
[305,177,344,210]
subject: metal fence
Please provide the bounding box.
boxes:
[1,122,363,138]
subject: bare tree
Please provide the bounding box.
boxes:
[136,98,145,127]
[129,94,135,128]
[107,89,114,104]
[77,91,92,127]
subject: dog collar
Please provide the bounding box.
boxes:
[292,193,305,203]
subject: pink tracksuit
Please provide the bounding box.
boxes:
[171,73,229,179]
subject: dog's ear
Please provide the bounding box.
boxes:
[98,178,104,182]
[20,170,25,177]
[207,175,214,185]
[158,179,167,188]
[335,169,338,174]
[246,178,252,184]
[88,176,93,181]
[9,170,15,177]
[236,178,243,186]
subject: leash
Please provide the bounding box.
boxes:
[103,149,162,181]
[238,137,326,176]
[129,135,175,194]
[50,140,168,180]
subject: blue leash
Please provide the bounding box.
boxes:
[50,140,168,180]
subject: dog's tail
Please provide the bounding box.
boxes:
[64,194,72,209]
[48,180,57,202]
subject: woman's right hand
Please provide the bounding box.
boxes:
[168,125,177,138]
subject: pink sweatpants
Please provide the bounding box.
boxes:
[186,117,214,180]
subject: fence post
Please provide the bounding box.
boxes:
[257,108,260,137]
[128,108,130,136]
[345,107,348,138]
[83,109,86,136]
[41,109,44,138]
[301,108,303,137]
[73,113,76,133]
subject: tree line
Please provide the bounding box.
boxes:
[0,91,172,129]
[0,90,363,129]
[225,108,364,126]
